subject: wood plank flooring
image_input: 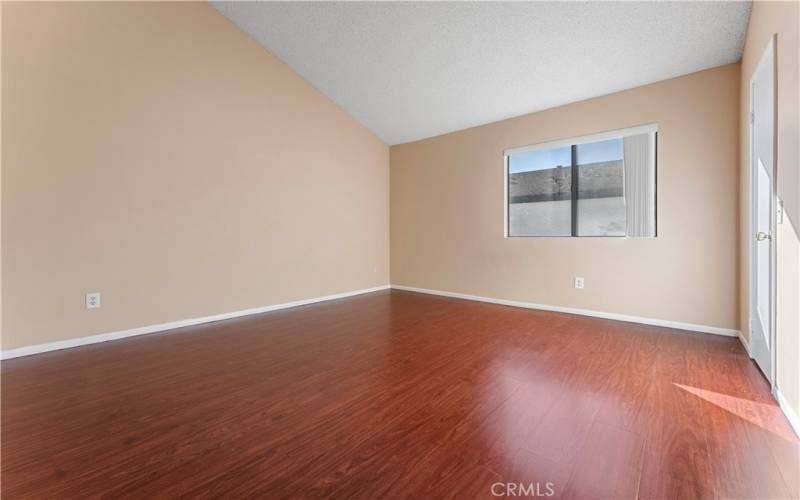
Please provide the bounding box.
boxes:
[2,290,798,498]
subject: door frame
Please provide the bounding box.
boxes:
[747,34,778,387]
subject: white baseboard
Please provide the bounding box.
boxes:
[775,389,800,438]
[1,285,390,360]
[391,284,740,337]
[1,283,742,359]
[738,331,753,357]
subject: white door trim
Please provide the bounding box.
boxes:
[747,34,777,386]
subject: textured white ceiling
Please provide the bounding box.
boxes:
[212,1,751,145]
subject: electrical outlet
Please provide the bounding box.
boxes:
[574,277,584,289]
[86,292,101,309]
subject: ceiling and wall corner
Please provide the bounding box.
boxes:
[212,1,752,145]
[389,64,741,334]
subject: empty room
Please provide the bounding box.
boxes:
[2,1,799,498]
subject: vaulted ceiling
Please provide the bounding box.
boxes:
[213,1,751,145]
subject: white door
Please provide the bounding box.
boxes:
[749,38,775,382]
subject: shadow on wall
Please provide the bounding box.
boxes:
[776,207,800,417]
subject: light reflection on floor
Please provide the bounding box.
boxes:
[674,383,799,442]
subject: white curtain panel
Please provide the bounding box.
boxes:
[623,133,656,237]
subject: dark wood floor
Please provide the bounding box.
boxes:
[2,290,798,499]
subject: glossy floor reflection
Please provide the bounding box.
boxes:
[674,383,797,442]
[2,290,798,498]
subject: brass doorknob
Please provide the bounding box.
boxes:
[756,231,771,241]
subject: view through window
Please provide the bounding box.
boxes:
[506,126,656,237]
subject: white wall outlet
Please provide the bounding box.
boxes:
[574,277,585,289]
[86,292,101,309]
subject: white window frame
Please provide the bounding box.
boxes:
[503,123,658,238]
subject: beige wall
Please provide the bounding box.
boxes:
[4,2,788,396]
[391,64,740,331]
[739,1,800,418]
[1,2,390,350]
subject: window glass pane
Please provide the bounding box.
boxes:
[576,138,625,236]
[507,146,572,236]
